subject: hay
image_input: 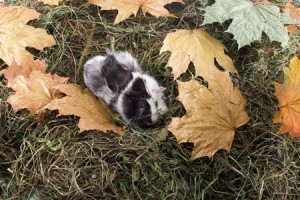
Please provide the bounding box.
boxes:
[1,0,300,199]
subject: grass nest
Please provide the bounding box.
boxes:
[1,0,300,199]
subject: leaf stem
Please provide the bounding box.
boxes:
[135,10,143,59]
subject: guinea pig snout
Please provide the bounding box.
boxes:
[139,114,158,126]
[151,113,159,123]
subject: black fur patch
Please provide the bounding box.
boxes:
[130,78,151,98]
[102,55,133,92]
[122,78,153,129]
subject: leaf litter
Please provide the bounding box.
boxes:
[4,58,122,134]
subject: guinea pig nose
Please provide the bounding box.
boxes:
[144,117,154,126]
[151,114,158,123]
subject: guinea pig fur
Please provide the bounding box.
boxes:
[83,50,168,129]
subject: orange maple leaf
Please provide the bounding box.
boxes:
[7,70,68,115]
[89,0,184,24]
[282,2,300,33]
[45,84,122,135]
[168,69,250,159]
[273,56,300,138]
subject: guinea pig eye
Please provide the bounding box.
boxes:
[139,104,144,110]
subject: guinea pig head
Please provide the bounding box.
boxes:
[119,76,167,129]
[120,77,152,129]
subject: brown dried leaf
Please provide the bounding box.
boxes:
[160,29,237,81]
[0,7,56,66]
[89,0,184,24]
[4,59,46,86]
[36,0,60,5]
[168,69,250,159]
[7,71,68,115]
[282,2,300,27]
[286,24,298,34]
[45,84,122,135]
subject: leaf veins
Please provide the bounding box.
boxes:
[89,0,184,24]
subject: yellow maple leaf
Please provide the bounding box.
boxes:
[160,29,237,81]
[168,69,249,160]
[45,84,122,135]
[0,6,56,66]
[273,56,300,138]
[89,0,184,24]
[36,0,60,5]
[7,70,68,115]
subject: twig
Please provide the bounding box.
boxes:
[77,23,96,78]
[135,10,143,59]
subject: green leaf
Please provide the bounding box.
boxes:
[203,0,296,48]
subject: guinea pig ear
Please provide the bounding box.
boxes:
[152,87,166,93]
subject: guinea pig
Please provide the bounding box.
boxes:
[83,50,168,129]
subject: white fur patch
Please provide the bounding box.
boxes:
[84,55,106,69]
[147,98,158,122]
[84,55,115,104]
[110,51,141,72]
[142,74,168,118]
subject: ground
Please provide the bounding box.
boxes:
[0,0,300,199]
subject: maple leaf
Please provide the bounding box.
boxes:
[36,0,60,5]
[282,2,300,26]
[273,56,300,138]
[7,70,68,115]
[4,59,46,86]
[203,0,296,48]
[160,29,237,81]
[0,6,56,66]
[89,0,184,24]
[45,84,122,135]
[282,2,300,33]
[168,69,250,159]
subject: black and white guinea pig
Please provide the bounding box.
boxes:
[83,50,168,129]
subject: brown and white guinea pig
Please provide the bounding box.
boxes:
[83,50,168,129]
